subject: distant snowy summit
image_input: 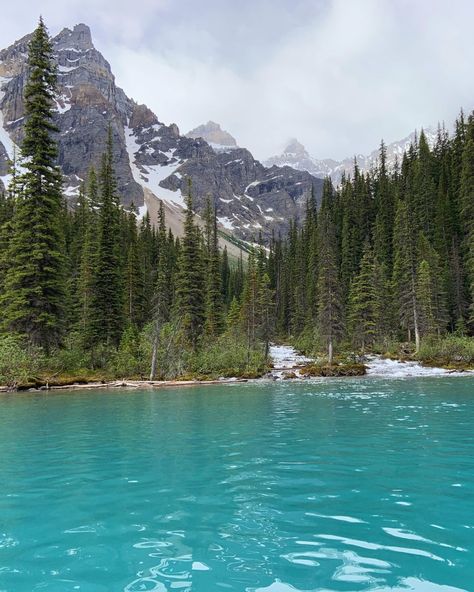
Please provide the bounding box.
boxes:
[186,121,238,153]
[265,128,438,185]
[265,138,340,181]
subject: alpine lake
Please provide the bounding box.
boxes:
[0,372,473,591]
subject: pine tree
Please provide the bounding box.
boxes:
[77,208,98,341]
[88,129,124,347]
[417,233,448,334]
[316,179,344,363]
[393,199,420,350]
[138,211,155,319]
[0,159,17,295]
[174,181,205,348]
[416,259,436,337]
[413,130,436,240]
[240,252,259,347]
[347,241,377,351]
[150,201,172,379]
[256,272,274,359]
[373,141,395,269]
[459,118,474,326]
[204,200,225,337]
[0,18,66,351]
[226,296,241,334]
[221,246,231,305]
[124,207,145,328]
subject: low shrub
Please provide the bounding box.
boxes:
[190,333,268,378]
[418,335,474,367]
[0,335,45,388]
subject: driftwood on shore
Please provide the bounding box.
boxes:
[0,377,249,393]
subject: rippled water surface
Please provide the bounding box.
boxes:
[1,377,474,591]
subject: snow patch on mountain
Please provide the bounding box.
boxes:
[0,76,18,188]
[0,79,16,158]
[125,125,185,209]
[265,128,439,185]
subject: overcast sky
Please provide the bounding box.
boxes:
[2,0,474,160]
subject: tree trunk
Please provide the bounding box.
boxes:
[414,321,420,353]
[411,275,421,353]
[149,333,159,380]
[413,296,420,353]
[328,339,333,365]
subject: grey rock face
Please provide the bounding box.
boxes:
[186,121,238,152]
[0,24,323,240]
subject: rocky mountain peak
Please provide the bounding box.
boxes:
[0,23,323,242]
[283,138,308,157]
[186,121,238,151]
[266,128,439,186]
[55,24,94,51]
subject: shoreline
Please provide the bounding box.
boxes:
[0,377,250,394]
[2,348,474,393]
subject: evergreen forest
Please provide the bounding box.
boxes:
[1,20,474,387]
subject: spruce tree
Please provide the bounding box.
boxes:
[416,259,436,337]
[347,241,377,351]
[316,179,344,363]
[373,142,395,269]
[77,211,98,341]
[226,296,241,335]
[124,207,145,328]
[204,201,225,337]
[88,130,124,347]
[240,252,259,347]
[174,181,205,348]
[256,272,274,359]
[150,201,172,379]
[393,200,420,350]
[459,120,474,326]
[1,18,66,350]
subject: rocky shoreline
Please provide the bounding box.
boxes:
[1,346,473,393]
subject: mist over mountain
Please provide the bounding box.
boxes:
[265,129,439,185]
[0,24,322,242]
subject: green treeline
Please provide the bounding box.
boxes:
[0,20,473,385]
[0,21,269,384]
[271,120,474,360]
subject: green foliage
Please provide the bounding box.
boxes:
[416,260,436,337]
[418,335,474,366]
[316,180,344,362]
[190,333,268,378]
[292,325,320,357]
[0,18,66,351]
[87,130,124,347]
[347,241,378,350]
[110,325,147,377]
[0,335,45,387]
[174,182,205,348]
[2,18,474,384]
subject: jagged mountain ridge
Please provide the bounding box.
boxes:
[0,24,323,241]
[265,129,438,185]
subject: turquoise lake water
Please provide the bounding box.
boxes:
[0,377,473,591]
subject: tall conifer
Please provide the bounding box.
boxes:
[1,18,65,350]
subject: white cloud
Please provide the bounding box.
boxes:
[2,0,474,161]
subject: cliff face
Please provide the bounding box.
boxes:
[0,24,323,241]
